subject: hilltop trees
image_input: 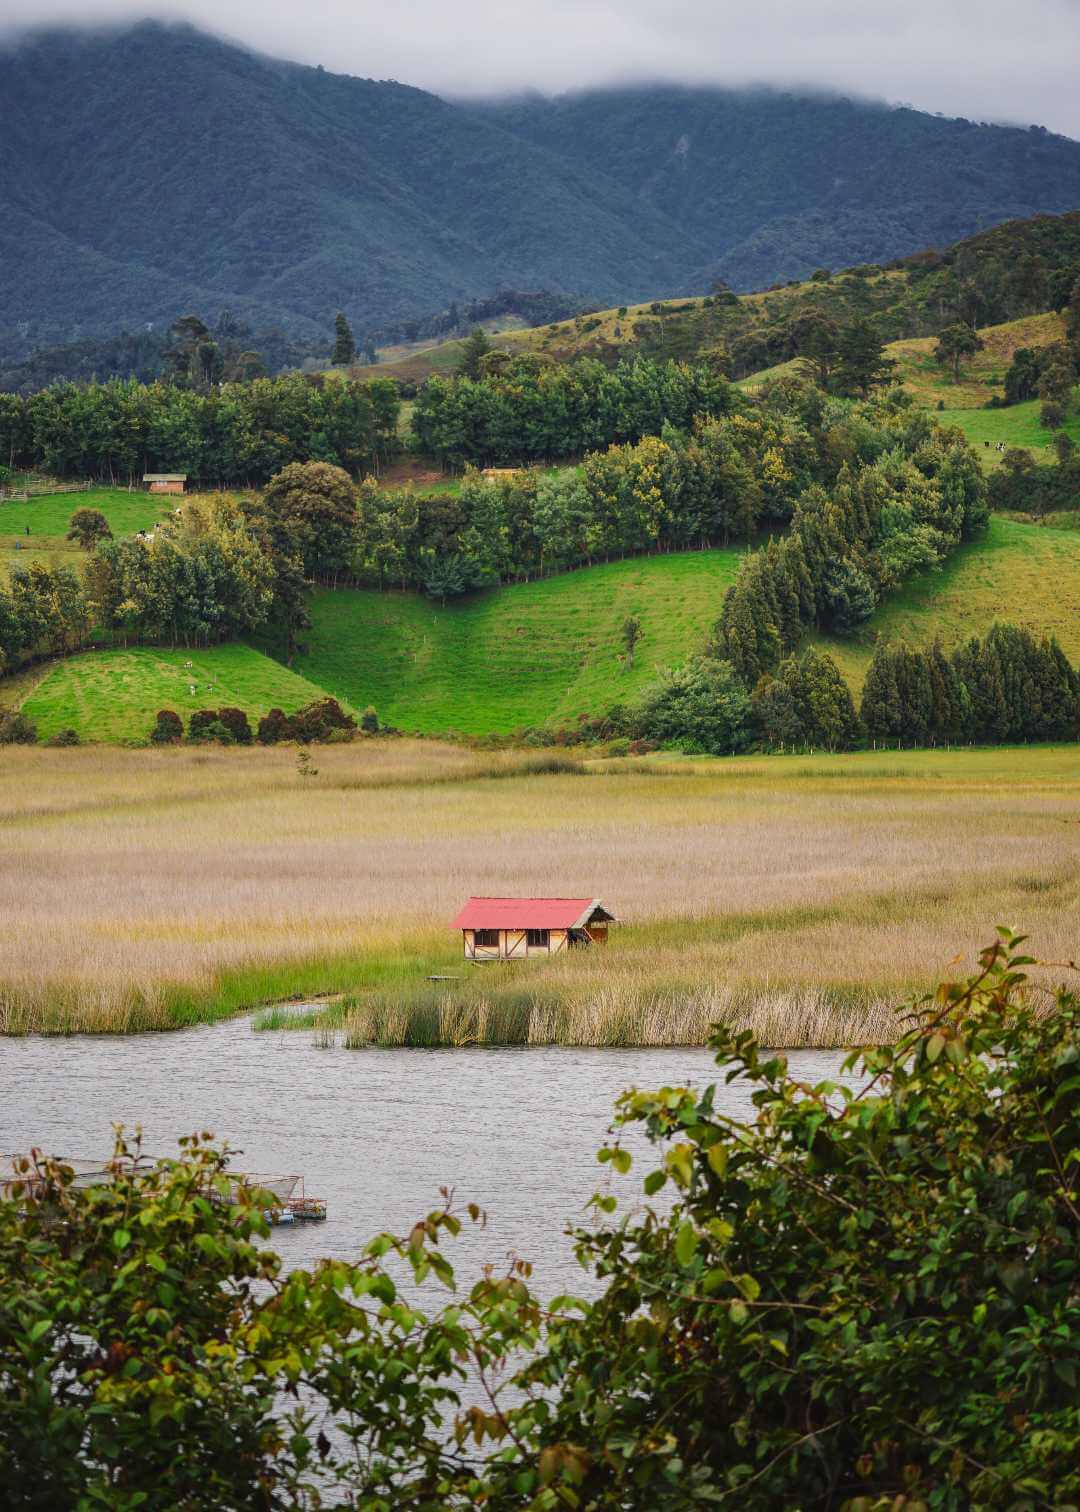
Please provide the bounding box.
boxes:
[411,355,734,466]
[711,390,988,686]
[934,322,985,381]
[0,373,400,485]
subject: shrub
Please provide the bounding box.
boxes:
[257,707,293,745]
[149,709,183,745]
[360,705,379,734]
[215,707,253,745]
[289,697,357,743]
[46,727,80,747]
[324,726,355,744]
[0,711,36,744]
[187,709,220,743]
[633,657,753,755]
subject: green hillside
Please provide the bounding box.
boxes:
[819,515,1080,692]
[20,645,337,743]
[295,550,743,735]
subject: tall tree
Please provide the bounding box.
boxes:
[458,326,492,381]
[832,319,896,398]
[332,312,356,367]
[934,324,985,382]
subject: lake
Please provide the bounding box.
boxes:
[1,1017,856,1297]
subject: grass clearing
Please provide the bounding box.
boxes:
[296,549,743,734]
[19,645,338,743]
[0,486,166,541]
[1,741,1075,1041]
[819,514,1080,691]
[936,395,1080,467]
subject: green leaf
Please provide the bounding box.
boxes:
[674,1222,698,1267]
[643,1170,667,1196]
[612,1149,632,1175]
[706,1143,728,1178]
[28,1318,52,1342]
[926,1034,945,1064]
[113,1228,132,1251]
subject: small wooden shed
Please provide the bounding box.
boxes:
[143,473,187,495]
[451,897,616,962]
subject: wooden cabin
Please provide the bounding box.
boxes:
[143,473,187,495]
[451,897,616,962]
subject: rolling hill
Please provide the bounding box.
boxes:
[5,21,1080,359]
[295,550,745,735]
[19,644,337,744]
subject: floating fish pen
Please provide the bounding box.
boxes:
[2,1155,327,1223]
[0,1152,156,1201]
[231,1172,328,1224]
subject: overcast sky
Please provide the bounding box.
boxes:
[6,0,1080,137]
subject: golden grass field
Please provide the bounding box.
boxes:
[2,740,1076,1044]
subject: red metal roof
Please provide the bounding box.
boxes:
[451,897,607,930]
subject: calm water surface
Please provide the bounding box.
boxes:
[1,1019,855,1296]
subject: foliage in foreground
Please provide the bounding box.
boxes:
[1,932,1077,1508]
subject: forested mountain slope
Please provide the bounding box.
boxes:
[4,20,1080,359]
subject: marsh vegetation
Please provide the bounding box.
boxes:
[2,740,1075,1041]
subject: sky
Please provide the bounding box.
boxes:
[5,0,1080,138]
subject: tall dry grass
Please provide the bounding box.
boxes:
[2,741,1077,1040]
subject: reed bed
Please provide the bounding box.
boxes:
[1,741,1076,1042]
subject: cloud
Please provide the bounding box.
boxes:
[4,0,1079,137]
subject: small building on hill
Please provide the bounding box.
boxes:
[451,897,616,961]
[143,473,187,495]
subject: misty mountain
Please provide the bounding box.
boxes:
[3,20,1080,358]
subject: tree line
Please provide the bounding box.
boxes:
[860,626,1080,746]
[363,380,971,598]
[0,372,400,485]
[409,355,735,466]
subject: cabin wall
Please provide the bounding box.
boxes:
[149,480,185,494]
[463,927,567,959]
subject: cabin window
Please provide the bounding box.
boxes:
[526,928,549,948]
[474,929,499,948]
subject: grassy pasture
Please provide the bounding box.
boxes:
[20,645,338,743]
[820,515,1080,691]
[936,396,1080,466]
[297,549,743,734]
[0,486,230,583]
[0,486,165,541]
[1,741,1075,1041]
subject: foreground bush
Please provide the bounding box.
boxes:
[1,933,1076,1507]
[149,708,183,744]
[0,711,36,744]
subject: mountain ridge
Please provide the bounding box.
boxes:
[4,20,1080,356]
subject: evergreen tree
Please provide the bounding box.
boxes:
[332,312,356,367]
[831,319,896,398]
[458,326,492,381]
